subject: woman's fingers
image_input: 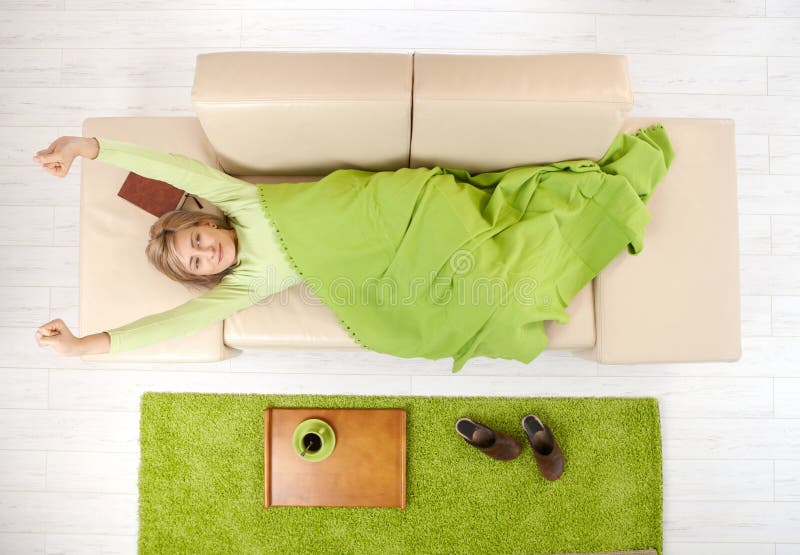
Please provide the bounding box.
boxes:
[33,146,57,164]
[42,161,67,176]
[34,319,81,356]
[35,330,55,348]
[35,333,51,348]
[35,319,67,349]
[41,165,63,177]
[33,140,62,164]
[35,154,69,177]
[36,318,66,337]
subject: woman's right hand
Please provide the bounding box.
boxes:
[34,318,85,356]
[32,136,98,177]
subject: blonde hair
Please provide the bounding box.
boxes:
[146,210,235,290]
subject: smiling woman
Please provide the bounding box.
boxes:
[31,126,674,371]
[32,135,304,358]
[146,210,239,289]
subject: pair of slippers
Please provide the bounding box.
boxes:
[455,415,564,481]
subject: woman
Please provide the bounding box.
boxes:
[33,125,674,371]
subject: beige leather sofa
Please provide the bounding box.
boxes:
[80,52,741,365]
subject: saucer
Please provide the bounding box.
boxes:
[292,418,336,462]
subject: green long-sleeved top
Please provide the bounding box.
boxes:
[96,138,303,353]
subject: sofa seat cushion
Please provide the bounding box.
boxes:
[223,174,358,349]
[223,176,596,353]
[224,283,358,350]
[593,118,741,363]
[225,282,596,353]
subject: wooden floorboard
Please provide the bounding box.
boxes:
[1,2,799,553]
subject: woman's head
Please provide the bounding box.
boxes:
[146,210,238,290]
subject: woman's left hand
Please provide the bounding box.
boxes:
[32,136,98,177]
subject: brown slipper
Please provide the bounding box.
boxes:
[455,417,521,461]
[521,414,564,481]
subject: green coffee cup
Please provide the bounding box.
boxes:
[292,418,336,462]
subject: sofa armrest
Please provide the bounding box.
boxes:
[593,118,741,364]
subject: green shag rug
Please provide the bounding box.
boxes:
[139,394,662,555]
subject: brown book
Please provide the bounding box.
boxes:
[117,172,203,218]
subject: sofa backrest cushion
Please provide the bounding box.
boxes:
[411,53,633,172]
[192,52,413,176]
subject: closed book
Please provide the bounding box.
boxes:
[117,172,188,218]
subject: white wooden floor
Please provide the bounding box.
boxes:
[1,1,799,554]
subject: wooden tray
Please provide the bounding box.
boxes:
[264,408,406,508]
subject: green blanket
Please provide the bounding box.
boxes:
[258,124,674,371]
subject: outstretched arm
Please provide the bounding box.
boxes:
[33,135,254,211]
[103,282,254,354]
[35,281,255,357]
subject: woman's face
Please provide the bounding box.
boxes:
[173,221,238,276]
